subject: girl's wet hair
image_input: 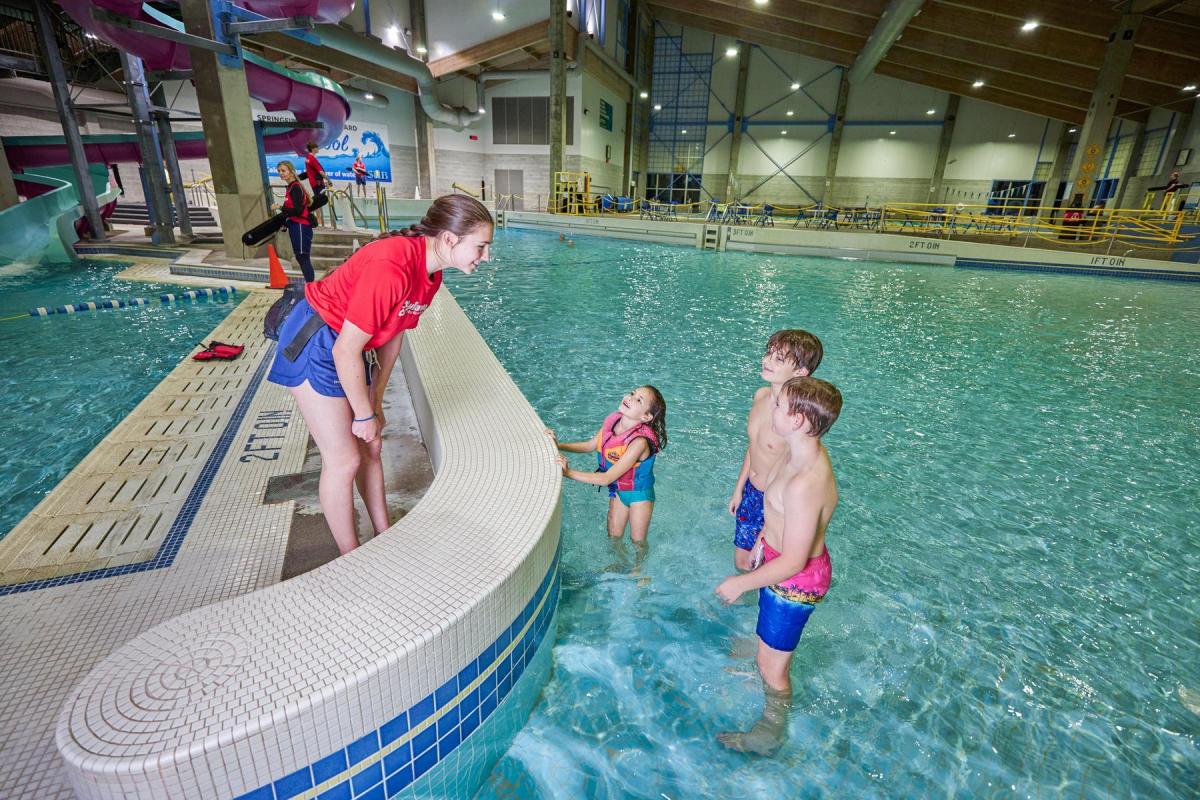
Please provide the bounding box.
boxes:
[641,385,668,451]
[385,194,494,240]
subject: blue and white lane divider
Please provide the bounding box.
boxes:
[30,286,236,317]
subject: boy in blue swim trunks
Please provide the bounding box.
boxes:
[729,330,823,571]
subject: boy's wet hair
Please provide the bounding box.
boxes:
[767,329,823,374]
[782,376,842,437]
[641,385,668,451]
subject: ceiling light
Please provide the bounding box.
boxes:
[781,130,787,135]
[415,45,427,54]
[653,104,662,111]
[926,108,936,115]
[1020,20,1039,32]
[363,92,374,100]
[1185,84,1198,92]
[640,90,649,99]
[754,0,769,5]
[681,129,687,134]
[725,47,739,58]
[492,9,506,21]
[972,79,985,88]
[790,81,800,90]
[1007,132,1016,138]
[1068,128,1077,133]
[889,130,897,135]
[786,110,794,116]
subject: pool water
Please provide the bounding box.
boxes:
[444,231,1200,798]
[0,259,240,538]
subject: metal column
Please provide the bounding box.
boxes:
[0,140,19,212]
[410,0,437,198]
[821,69,850,206]
[32,0,105,241]
[549,0,567,186]
[724,45,750,203]
[1065,11,1142,206]
[150,84,193,238]
[121,53,175,244]
[927,93,960,204]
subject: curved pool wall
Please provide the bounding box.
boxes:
[501,211,1200,281]
[54,288,562,800]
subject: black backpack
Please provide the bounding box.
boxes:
[263,283,306,341]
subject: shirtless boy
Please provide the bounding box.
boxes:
[715,376,842,754]
[729,330,823,571]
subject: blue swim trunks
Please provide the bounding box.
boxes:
[733,479,764,550]
[756,587,818,652]
[266,298,370,397]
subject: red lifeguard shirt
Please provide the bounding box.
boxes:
[304,151,325,189]
[304,235,441,351]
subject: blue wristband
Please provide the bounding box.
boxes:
[353,414,376,423]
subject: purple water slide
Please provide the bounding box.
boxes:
[8,0,350,168]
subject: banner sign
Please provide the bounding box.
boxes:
[599,99,613,132]
[256,115,392,184]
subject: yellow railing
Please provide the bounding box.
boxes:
[536,193,1196,249]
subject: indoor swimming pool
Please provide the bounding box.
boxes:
[0,259,240,538]
[445,230,1200,798]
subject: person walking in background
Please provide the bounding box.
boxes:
[304,142,327,226]
[353,152,368,199]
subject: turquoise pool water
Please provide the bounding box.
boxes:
[445,231,1200,798]
[0,259,240,538]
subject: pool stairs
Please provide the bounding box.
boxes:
[311,227,365,271]
[109,201,218,229]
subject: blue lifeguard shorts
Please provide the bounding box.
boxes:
[266,298,371,398]
[733,479,765,550]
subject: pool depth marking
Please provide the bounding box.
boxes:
[0,342,278,596]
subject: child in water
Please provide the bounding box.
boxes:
[730,330,824,571]
[549,386,668,542]
[715,376,842,755]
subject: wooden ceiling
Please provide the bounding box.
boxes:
[647,0,1200,124]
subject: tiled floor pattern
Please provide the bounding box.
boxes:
[0,287,311,798]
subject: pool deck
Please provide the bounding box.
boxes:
[0,263,415,798]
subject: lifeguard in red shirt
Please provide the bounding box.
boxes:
[352,153,368,199]
[304,142,327,226]
[267,194,495,554]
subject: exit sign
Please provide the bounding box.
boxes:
[599,99,613,132]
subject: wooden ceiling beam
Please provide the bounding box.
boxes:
[649,4,855,66]
[896,27,1098,89]
[883,49,1092,110]
[875,61,1085,123]
[908,4,1107,67]
[1128,46,1200,89]
[671,0,879,38]
[931,0,1114,36]
[654,0,867,53]
[427,20,551,78]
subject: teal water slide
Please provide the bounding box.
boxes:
[0,164,121,265]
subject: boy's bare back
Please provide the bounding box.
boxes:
[760,445,837,561]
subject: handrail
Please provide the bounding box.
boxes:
[451,182,481,198]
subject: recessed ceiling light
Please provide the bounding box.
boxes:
[681,129,687,134]
[889,130,897,135]
[786,110,794,116]
[781,130,787,135]
[790,82,800,90]
[1007,132,1016,138]
[1021,20,1039,32]
[973,79,985,88]
[639,90,649,99]
[1185,84,1198,92]
[754,0,768,5]
[492,9,506,21]
[653,104,662,111]
[1068,127,1077,133]
[363,92,374,100]
[926,108,936,115]
[725,47,739,58]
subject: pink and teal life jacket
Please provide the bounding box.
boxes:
[595,412,658,493]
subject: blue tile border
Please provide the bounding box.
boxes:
[234,545,561,800]
[74,244,190,260]
[0,342,277,596]
[954,257,1200,282]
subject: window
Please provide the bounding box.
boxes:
[986,180,1045,215]
[491,96,574,145]
[647,173,701,206]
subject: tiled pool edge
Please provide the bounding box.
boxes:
[55,288,563,800]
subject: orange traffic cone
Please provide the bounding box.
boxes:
[266,244,289,289]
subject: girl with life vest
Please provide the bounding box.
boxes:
[549,386,668,543]
[276,160,315,283]
[266,194,494,554]
[304,142,327,226]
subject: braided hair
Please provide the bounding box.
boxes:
[386,194,493,239]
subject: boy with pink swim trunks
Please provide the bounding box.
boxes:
[715,376,842,754]
[729,330,824,572]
